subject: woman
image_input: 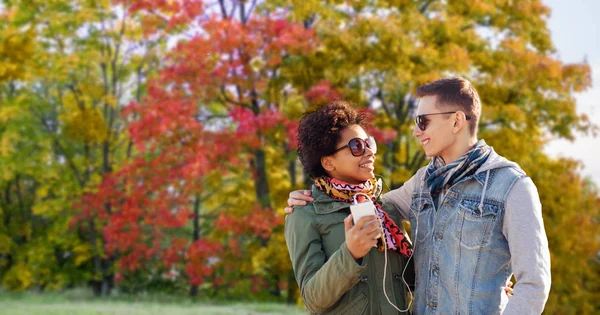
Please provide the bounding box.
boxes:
[285,100,413,314]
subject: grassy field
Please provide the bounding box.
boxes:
[0,290,306,315]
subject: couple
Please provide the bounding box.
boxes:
[284,77,551,314]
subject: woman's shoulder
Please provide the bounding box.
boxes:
[293,203,318,216]
[285,203,318,225]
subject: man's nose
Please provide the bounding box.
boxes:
[412,124,422,137]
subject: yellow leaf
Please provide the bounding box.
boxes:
[0,133,15,157]
[2,264,33,291]
[0,234,12,254]
[73,243,92,267]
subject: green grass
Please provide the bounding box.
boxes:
[0,289,306,315]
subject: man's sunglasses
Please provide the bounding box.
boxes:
[414,111,472,131]
[331,136,377,157]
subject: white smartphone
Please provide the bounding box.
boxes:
[350,201,377,224]
[350,201,382,238]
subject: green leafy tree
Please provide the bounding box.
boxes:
[0,0,163,295]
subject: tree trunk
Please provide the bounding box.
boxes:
[189,194,201,297]
[286,150,300,303]
[253,148,271,209]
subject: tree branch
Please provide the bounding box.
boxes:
[220,86,250,107]
[419,0,435,14]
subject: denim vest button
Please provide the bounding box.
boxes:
[428,302,437,308]
[360,276,368,282]
[434,234,443,239]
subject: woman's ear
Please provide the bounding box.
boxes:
[321,156,335,171]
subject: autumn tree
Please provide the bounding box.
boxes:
[90,0,318,298]
[0,0,164,295]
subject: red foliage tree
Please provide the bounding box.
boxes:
[75,0,319,297]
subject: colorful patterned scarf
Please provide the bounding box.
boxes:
[426,139,491,207]
[314,176,413,258]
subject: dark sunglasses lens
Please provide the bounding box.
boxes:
[416,116,427,131]
[349,138,365,156]
[367,137,377,152]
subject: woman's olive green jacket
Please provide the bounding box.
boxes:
[285,185,414,314]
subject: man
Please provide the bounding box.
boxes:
[285,77,551,314]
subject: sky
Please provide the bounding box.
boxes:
[543,0,600,186]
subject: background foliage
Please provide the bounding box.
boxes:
[0,0,598,313]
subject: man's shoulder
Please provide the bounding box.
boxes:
[483,147,526,178]
[490,165,534,202]
[495,164,526,177]
[397,166,428,189]
[416,165,428,177]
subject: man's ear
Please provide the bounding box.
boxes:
[321,156,335,171]
[453,112,468,134]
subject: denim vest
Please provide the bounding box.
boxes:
[410,166,525,315]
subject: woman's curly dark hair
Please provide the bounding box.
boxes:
[297,100,367,178]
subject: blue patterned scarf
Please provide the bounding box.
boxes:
[426,140,491,207]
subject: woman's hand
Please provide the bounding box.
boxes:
[284,190,313,214]
[505,281,514,298]
[344,214,380,260]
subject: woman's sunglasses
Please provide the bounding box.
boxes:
[414,111,472,131]
[331,136,377,157]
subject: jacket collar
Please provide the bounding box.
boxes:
[311,185,352,215]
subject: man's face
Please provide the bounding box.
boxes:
[412,95,457,159]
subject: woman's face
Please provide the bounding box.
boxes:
[323,124,376,184]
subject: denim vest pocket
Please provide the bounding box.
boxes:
[411,196,434,243]
[334,291,368,315]
[457,199,499,248]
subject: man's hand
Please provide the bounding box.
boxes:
[284,190,313,214]
[344,215,380,260]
